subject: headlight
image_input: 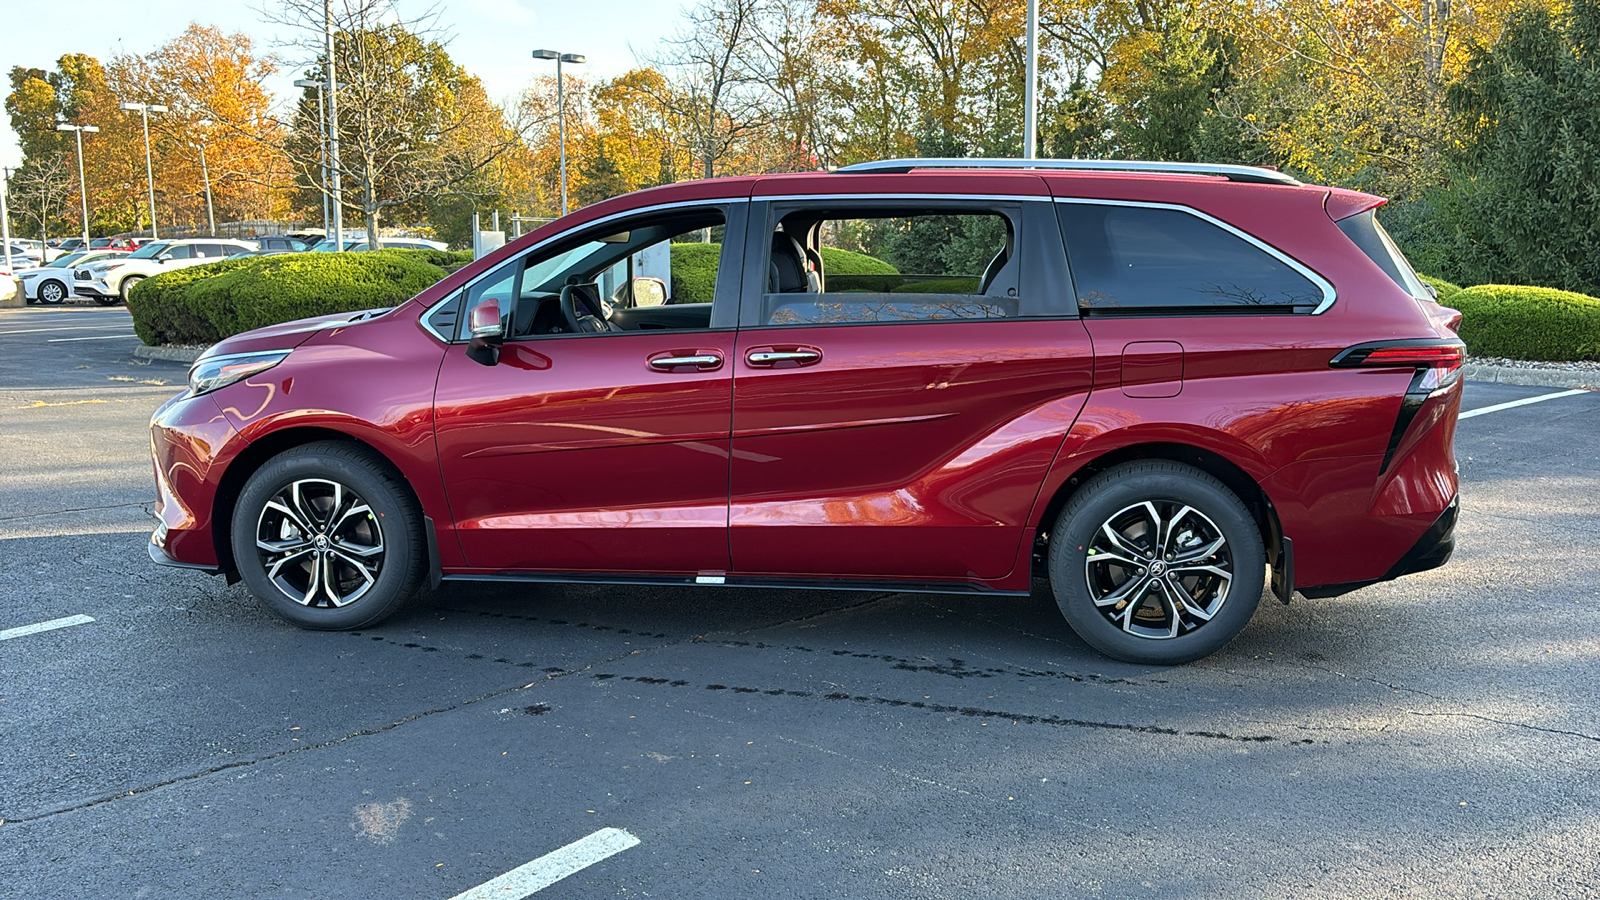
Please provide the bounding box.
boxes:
[188,350,291,396]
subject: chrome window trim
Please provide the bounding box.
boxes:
[1055,197,1338,315]
[420,197,742,343]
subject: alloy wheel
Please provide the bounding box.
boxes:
[254,478,385,608]
[1083,500,1233,639]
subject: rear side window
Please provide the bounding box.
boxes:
[1058,202,1327,314]
[757,209,1020,327]
[1336,209,1429,300]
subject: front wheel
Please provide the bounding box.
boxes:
[37,279,68,304]
[1048,461,1265,665]
[230,441,427,630]
[116,275,144,304]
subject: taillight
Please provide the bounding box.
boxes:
[1331,338,1467,473]
[1331,339,1465,390]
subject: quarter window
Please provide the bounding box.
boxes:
[1059,203,1325,314]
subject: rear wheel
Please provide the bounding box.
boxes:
[1048,461,1264,665]
[37,279,68,304]
[230,441,427,630]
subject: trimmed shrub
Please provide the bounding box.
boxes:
[375,247,473,269]
[129,253,445,346]
[1451,284,1600,361]
[669,243,721,304]
[891,276,981,294]
[1419,275,1463,301]
[820,247,898,276]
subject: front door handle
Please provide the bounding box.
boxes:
[648,352,723,372]
[745,346,822,368]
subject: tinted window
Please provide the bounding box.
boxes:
[1059,203,1324,314]
[164,245,194,260]
[758,210,1019,327]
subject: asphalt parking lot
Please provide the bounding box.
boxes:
[1,303,1597,898]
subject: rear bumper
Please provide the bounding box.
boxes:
[1300,495,1457,598]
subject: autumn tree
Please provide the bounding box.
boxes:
[267,0,529,245]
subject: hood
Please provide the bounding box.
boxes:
[198,307,393,360]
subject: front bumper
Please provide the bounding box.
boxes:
[74,277,115,297]
[149,390,239,570]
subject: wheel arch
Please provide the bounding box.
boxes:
[211,425,430,582]
[1031,441,1286,578]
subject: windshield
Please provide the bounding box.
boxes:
[127,242,170,260]
[46,252,89,268]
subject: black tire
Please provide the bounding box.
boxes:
[117,275,143,304]
[1048,461,1264,665]
[231,441,427,630]
[37,279,69,304]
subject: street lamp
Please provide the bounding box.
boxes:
[1024,0,1038,158]
[55,123,99,246]
[293,78,331,235]
[120,102,169,239]
[1,166,13,275]
[532,49,586,216]
[192,120,217,236]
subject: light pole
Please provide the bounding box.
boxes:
[192,142,216,236]
[120,102,169,239]
[324,0,344,250]
[1024,0,1038,159]
[55,123,99,246]
[1,166,13,275]
[532,49,586,216]
[293,78,330,235]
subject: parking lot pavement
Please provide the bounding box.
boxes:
[1,303,1597,898]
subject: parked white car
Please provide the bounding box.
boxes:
[17,250,127,304]
[75,238,257,305]
[310,235,449,252]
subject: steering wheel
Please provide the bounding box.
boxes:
[558,283,612,334]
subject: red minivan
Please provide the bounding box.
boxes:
[148,159,1464,664]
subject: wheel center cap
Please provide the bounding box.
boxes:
[1149,560,1167,576]
[314,535,330,551]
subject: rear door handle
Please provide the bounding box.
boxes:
[648,352,723,372]
[745,347,822,368]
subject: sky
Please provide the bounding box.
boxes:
[0,0,688,169]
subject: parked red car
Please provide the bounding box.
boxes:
[149,159,1463,664]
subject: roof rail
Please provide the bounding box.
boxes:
[834,157,1302,186]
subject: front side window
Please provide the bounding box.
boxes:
[1059,202,1326,314]
[756,208,1019,327]
[453,207,728,342]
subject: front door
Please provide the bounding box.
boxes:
[434,203,745,575]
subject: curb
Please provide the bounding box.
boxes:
[134,344,206,364]
[1461,363,1599,390]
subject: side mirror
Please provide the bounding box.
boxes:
[631,276,667,308]
[158,253,173,262]
[465,298,503,366]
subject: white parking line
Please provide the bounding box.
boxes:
[448,828,640,900]
[1459,389,1589,420]
[0,614,96,641]
[45,334,138,342]
[0,324,136,335]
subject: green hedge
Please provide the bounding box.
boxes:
[1419,274,1464,301]
[669,243,901,303]
[669,243,721,304]
[1452,284,1600,361]
[129,253,445,346]
[821,247,898,276]
[375,247,473,269]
